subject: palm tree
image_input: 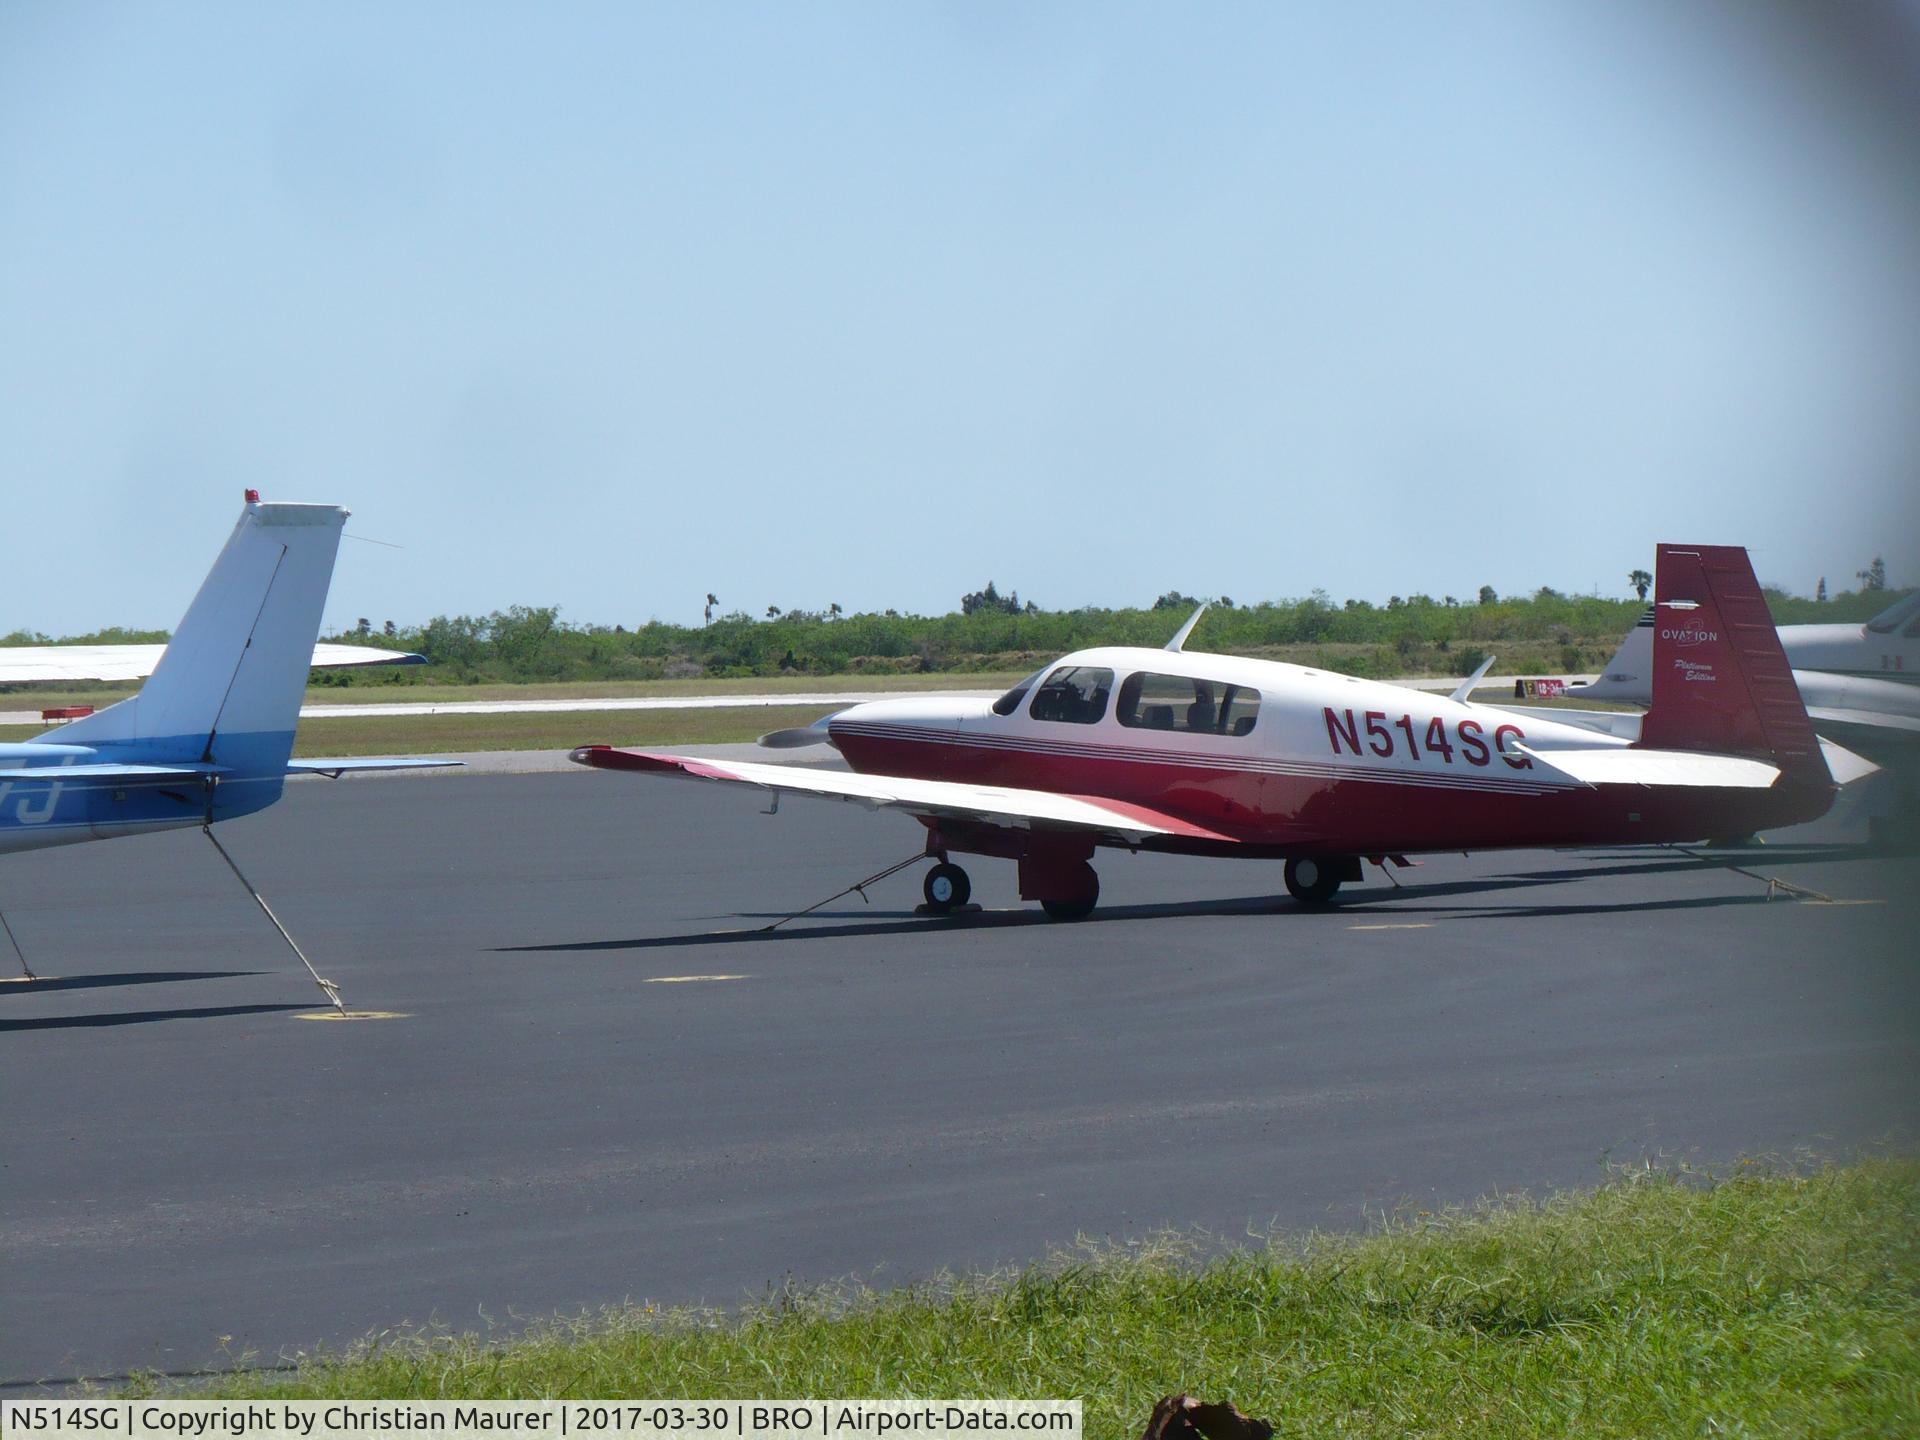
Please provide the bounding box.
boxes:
[704,593,718,625]
[1629,569,1652,601]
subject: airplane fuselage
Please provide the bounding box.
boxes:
[826,646,1833,857]
[0,741,287,856]
[1781,622,1920,682]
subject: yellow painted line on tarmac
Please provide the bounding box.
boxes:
[1347,923,1434,931]
[294,1010,412,1021]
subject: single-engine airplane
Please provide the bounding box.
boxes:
[571,544,1863,919]
[0,494,457,1005]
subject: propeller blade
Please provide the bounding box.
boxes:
[757,713,840,749]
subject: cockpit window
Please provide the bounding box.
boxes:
[1866,593,1920,634]
[1028,666,1114,725]
[991,667,1049,717]
[1117,671,1260,737]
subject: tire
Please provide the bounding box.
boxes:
[923,862,971,912]
[1284,856,1344,906]
[1039,863,1099,921]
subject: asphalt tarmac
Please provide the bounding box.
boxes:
[3,769,1915,1387]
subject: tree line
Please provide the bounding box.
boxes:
[8,575,1903,688]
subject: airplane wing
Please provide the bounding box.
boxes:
[287,757,465,777]
[0,642,425,684]
[569,745,1240,844]
[0,761,224,780]
[309,643,428,670]
[1805,705,1920,738]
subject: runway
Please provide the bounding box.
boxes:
[2,769,1914,1386]
[0,674,1593,727]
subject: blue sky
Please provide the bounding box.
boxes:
[3,2,1916,635]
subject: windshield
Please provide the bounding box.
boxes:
[992,667,1049,717]
[1028,665,1114,725]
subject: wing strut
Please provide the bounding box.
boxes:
[201,814,345,1014]
[0,899,34,980]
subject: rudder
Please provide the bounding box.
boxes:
[1637,544,1829,785]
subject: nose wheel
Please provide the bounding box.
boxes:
[923,862,973,913]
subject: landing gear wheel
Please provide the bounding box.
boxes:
[1284,856,1344,906]
[1039,863,1099,921]
[923,862,972,913]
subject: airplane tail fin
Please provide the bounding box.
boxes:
[42,500,347,783]
[1569,605,1654,702]
[1636,544,1830,786]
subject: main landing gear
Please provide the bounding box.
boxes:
[917,833,1113,925]
[1284,856,1350,906]
[1038,862,1099,921]
[922,856,1102,921]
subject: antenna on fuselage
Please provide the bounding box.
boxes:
[1447,653,1498,705]
[1165,603,1208,653]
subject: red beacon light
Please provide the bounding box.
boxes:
[245,488,261,503]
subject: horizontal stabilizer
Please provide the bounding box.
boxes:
[0,761,223,781]
[1816,738,1881,787]
[1516,744,1780,789]
[288,757,465,777]
[570,745,1240,843]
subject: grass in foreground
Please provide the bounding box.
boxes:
[147,1160,1919,1437]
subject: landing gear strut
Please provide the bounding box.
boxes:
[1284,856,1347,906]
[922,862,972,913]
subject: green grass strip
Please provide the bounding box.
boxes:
[133,1160,1920,1436]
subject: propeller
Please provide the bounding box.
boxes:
[757,712,841,749]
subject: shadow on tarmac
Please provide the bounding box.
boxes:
[0,1003,312,1032]
[0,971,263,996]
[503,844,1881,960]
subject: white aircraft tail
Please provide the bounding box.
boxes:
[42,499,347,771]
[1569,605,1654,703]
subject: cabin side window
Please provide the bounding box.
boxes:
[1028,666,1114,725]
[1116,670,1261,736]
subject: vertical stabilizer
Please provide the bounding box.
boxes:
[40,501,347,781]
[1637,544,1829,784]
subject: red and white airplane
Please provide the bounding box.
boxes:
[571,545,1861,919]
